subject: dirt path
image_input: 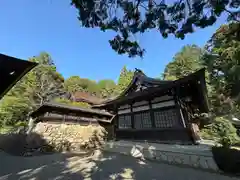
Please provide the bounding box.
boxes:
[0,150,238,180]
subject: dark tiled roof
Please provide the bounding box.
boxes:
[71,91,103,105]
[30,102,113,118]
[93,68,208,111]
[40,113,113,123]
[0,53,37,99]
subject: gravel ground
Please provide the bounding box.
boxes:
[0,150,238,180]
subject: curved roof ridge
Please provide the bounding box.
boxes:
[94,68,172,106]
[93,68,207,109]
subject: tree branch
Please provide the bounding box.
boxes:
[224,8,240,23]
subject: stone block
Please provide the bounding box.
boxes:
[30,122,106,152]
[144,147,157,159]
[199,158,208,169]
[130,145,144,158]
[181,155,191,165]
[173,155,184,164]
[205,158,219,171]
[189,155,201,167]
[158,152,168,162]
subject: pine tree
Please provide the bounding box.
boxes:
[117,66,134,94]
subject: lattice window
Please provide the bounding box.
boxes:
[154,109,180,128]
[134,112,152,129]
[118,115,132,129]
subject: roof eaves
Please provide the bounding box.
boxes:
[0,54,38,99]
[31,102,114,118]
[93,68,207,108]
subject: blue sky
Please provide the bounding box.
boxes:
[0,1,226,82]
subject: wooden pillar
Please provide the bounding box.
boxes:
[114,104,117,140]
[130,104,134,129]
[174,87,186,128]
[190,123,201,144]
[197,76,209,112]
[149,100,156,128]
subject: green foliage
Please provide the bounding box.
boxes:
[0,96,31,125]
[71,0,239,57]
[64,66,134,99]
[9,52,65,108]
[71,101,90,108]
[200,116,239,148]
[64,76,83,93]
[162,44,215,104]
[14,121,28,128]
[64,76,99,96]
[208,117,238,147]
[0,126,15,134]
[203,22,240,115]
[54,98,90,108]
[117,66,134,94]
[0,52,65,126]
[97,79,117,98]
[163,45,204,80]
[163,24,240,117]
[54,97,71,104]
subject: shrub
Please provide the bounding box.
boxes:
[200,116,239,147]
[54,98,90,108]
[14,121,28,128]
[200,127,218,140]
[211,117,238,148]
[192,112,212,127]
[0,126,15,134]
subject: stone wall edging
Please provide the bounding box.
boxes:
[103,142,219,172]
[109,141,213,156]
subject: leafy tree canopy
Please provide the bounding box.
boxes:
[64,76,99,96]
[163,23,240,116]
[163,44,204,80]
[0,52,65,126]
[117,65,134,93]
[98,79,117,98]
[71,0,240,57]
[54,97,91,108]
[202,22,240,115]
[203,23,240,98]
[0,96,31,126]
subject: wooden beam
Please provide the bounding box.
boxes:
[130,104,135,129]
[149,100,156,128]
[174,87,186,128]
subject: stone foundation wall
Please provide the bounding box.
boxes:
[104,140,219,172]
[27,122,108,152]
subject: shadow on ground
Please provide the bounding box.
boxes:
[0,131,153,179]
[1,150,239,180]
[1,150,149,180]
[0,132,239,180]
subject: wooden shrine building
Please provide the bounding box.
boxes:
[93,68,209,144]
[30,68,209,145]
[30,103,113,125]
[30,103,115,140]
